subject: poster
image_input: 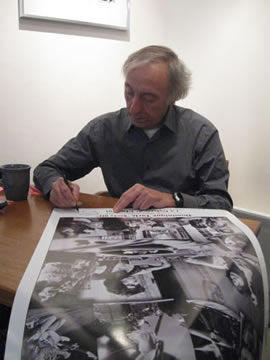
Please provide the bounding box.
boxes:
[5,208,269,359]
[19,0,130,30]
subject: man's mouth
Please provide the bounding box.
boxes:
[131,116,147,123]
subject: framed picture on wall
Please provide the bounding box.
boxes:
[18,0,130,30]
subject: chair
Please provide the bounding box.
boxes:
[95,190,110,197]
[226,160,261,235]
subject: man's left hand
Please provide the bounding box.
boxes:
[113,184,175,212]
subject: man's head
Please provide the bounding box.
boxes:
[123,45,191,129]
[229,271,245,289]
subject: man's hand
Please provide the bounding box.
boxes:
[113,184,175,212]
[49,177,81,208]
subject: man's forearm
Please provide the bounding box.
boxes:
[181,190,233,211]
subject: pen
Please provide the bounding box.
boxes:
[62,173,79,212]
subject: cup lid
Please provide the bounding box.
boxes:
[1,164,31,170]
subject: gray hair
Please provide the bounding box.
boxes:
[123,45,191,103]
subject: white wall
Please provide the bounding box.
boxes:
[166,0,270,215]
[0,0,269,215]
[0,0,167,193]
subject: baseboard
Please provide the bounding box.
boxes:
[233,207,270,221]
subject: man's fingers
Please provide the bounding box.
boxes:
[68,183,80,202]
[113,184,152,212]
[131,192,151,210]
[60,179,75,202]
[50,178,80,208]
[114,184,175,212]
[113,194,132,213]
[57,178,75,203]
[113,186,140,212]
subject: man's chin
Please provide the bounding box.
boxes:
[131,118,150,129]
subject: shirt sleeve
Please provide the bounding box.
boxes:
[33,121,99,198]
[181,125,233,211]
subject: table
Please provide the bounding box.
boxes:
[0,193,261,308]
[240,217,261,235]
[0,193,116,307]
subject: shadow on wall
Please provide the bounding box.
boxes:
[19,17,130,41]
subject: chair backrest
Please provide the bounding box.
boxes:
[95,190,110,197]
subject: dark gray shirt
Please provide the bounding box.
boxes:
[34,105,233,210]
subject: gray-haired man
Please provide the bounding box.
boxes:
[34,45,233,212]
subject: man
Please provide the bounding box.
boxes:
[34,45,233,212]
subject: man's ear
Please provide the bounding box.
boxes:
[166,98,173,106]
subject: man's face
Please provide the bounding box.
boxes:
[230,272,244,288]
[121,276,140,289]
[124,62,171,129]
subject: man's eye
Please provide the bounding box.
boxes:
[125,90,134,98]
[143,95,156,103]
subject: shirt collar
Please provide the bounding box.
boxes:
[162,105,177,133]
[121,108,132,133]
[124,105,177,134]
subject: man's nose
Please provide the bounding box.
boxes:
[128,96,142,114]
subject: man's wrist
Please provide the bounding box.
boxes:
[172,191,184,208]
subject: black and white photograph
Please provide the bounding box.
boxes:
[6,209,264,360]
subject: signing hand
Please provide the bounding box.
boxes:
[49,177,81,208]
[113,184,175,212]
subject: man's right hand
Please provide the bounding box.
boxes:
[49,177,81,208]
